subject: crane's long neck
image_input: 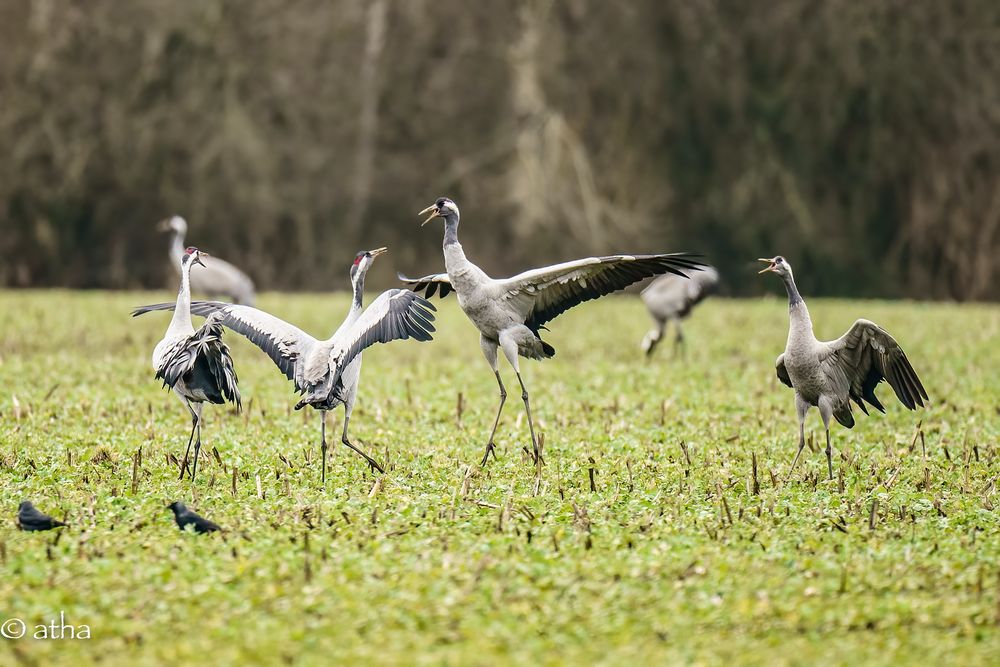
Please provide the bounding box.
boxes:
[346,267,367,324]
[169,230,185,269]
[782,271,813,341]
[442,212,460,248]
[441,212,470,276]
[169,259,194,332]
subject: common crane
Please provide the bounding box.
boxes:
[640,265,719,357]
[401,197,703,466]
[159,216,256,305]
[759,256,928,479]
[148,247,241,482]
[135,248,436,482]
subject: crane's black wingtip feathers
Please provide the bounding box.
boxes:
[132,302,175,317]
[397,273,452,299]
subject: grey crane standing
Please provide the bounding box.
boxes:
[134,248,436,482]
[159,216,256,305]
[640,265,720,357]
[401,197,704,466]
[759,256,928,479]
[148,247,241,481]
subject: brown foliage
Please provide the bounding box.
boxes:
[0,0,997,299]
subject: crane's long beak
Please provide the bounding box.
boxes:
[419,205,441,226]
[195,252,209,268]
[757,258,776,274]
[370,246,388,258]
[156,219,171,232]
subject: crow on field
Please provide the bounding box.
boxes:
[17,501,68,531]
[168,501,220,534]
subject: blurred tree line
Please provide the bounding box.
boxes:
[1,0,997,300]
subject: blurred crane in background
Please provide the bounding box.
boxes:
[159,216,256,305]
[640,265,719,358]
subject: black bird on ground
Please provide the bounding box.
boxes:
[17,501,68,531]
[168,502,221,534]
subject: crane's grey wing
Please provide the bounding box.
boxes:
[328,290,436,374]
[497,253,705,331]
[155,314,241,408]
[135,301,316,383]
[398,272,453,299]
[821,319,928,412]
[775,354,792,388]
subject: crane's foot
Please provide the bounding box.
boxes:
[480,442,497,467]
[341,437,385,475]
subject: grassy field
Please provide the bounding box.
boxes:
[0,289,998,665]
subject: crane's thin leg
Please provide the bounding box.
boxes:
[179,410,198,480]
[341,412,385,474]
[641,320,664,358]
[818,397,835,481]
[189,403,204,482]
[499,329,542,466]
[786,394,809,481]
[479,336,505,466]
[481,371,507,466]
[516,372,541,465]
[787,420,806,480]
[825,428,833,481]
[673,320,685,359]
[179,399,201,480]
[320,412,328,486]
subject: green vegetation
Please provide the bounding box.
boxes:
[1,291,997,665]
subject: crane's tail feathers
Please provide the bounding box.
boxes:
[834,406,855,429]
